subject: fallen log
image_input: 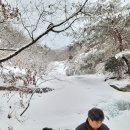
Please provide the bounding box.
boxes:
[0,86,54,93]
[110,84,130,92]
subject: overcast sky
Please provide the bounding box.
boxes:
[44,0,130,49]
[5,0,130,49]
[41,0,130,49]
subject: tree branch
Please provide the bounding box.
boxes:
[52,0,88,29]
[52,18,79,33]
[0,48,16,51]
[20,15,33,40]
[0,0,88,63]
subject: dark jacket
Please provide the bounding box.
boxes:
[75,120,110,130]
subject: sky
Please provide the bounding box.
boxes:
[35,0,130,49]
[4,0,130,49]
[46,0,130,49]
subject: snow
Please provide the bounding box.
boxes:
[0,65,25,74]
[0,73,130,130]
[1,0,130,129]
[106,77,130,88]
[115,50,130,59]
[46,61,67,76]
[73,48,97,64]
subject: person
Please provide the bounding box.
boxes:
[42,128,53,130]
[75,108,110,130]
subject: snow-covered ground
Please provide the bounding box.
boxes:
[0,73,130,130]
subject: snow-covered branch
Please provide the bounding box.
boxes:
[0,0,88,63]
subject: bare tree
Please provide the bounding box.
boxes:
[0,0,88,63]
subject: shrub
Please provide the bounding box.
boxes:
[105,57,124,78]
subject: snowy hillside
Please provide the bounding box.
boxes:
[1,0,130,130]
[0,74,130,130]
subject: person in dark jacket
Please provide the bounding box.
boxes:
[42,128,53,130]
[75,108,110,130]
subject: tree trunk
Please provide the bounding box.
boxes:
[122,56,130,75]
[114,29,130,75]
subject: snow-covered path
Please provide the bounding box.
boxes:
[0,74,130,130]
